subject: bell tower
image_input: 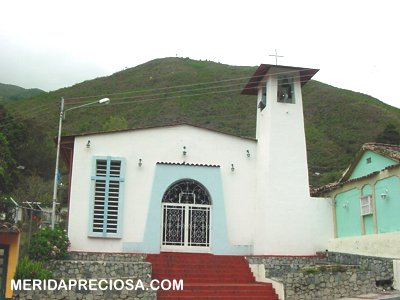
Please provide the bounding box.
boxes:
[242,65,321,255]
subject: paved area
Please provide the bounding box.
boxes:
[339,291,400,300]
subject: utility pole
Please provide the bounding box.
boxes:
[51,97,64,229]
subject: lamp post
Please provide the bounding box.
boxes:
[51,97,110,229]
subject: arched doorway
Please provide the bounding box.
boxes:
[161,179,211,252]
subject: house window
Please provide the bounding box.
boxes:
[360,195,372,216]
[366,157,372,164]
[277,76,295,104]
[89,157,125,238]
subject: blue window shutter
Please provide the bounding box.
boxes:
[89,156,125,238]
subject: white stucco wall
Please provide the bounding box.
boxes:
[394,260,400,290]
[249,264,285,300]
[68,125,257,252]
[328,232,400,259]
[253,72,333,255]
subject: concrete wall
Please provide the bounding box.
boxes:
[375,175,400,233]
[13,252,155,300]
[248,252,393,300]
[328,231,400,259]
[253,71,333,255]
[394,260,400,290]
[335,188,362,237]
[329,164,399,246]
[68,125,257,254]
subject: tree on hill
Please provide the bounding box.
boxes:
[0,132,16,195]
[102,116,128,131]
[375,123,400,145]
[0,105,54,206]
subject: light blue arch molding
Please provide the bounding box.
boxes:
[123,164,252,254]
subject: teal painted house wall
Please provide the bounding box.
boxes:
[349,151,397,180]
[123,164,252,254]
[332,148,399,239]
[335,189,361,237]
[375,176,400,233]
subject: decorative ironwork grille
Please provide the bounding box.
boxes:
[188,206,210,247]
[162,179,211,248]
[162,205,185,246]
[162,180,211,205]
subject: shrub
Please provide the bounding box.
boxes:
[14,256,53,280]
[28,226,70,261]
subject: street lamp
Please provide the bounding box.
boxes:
[51,97,110,229]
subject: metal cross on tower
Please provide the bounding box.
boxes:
[269,49,284,65]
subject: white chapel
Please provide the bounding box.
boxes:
[61,64,333,256]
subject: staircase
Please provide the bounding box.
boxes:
[147,252,280,299]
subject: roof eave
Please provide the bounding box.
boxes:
[60,123,257,142]
[241,64,319,95]
[339,142,400,182]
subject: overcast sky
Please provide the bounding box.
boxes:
[1,0,399,108]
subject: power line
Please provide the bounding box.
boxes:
[64,68,315,104]
[1,69,316,128]
[1,99,55,117]
[2,77,250,127]
[0,103,58,128]
[30,107,256,131]
[67,74,312,108]
[4,68,315,113]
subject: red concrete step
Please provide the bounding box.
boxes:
[179,284,275,291]
[154,277,256,284]
[163,285,273,295]
[158,296,279,299]
[147,253,279,299]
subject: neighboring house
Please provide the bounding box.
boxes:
[60,64,333,256]
[313,143,400,258]
[0,222,20,300]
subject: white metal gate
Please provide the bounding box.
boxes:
[161,179,211,252]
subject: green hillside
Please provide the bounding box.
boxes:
[2,57,400,187]
[0,83,44,101]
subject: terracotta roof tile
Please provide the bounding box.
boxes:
[362,142,400,162]
[311,143,400,197]
[0,222,20,233]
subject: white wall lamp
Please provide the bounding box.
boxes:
[182,146,187,156]
[86,140,91,148]
[231,164,235,172]
[380,189,389,200]
[138,158,142,167]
